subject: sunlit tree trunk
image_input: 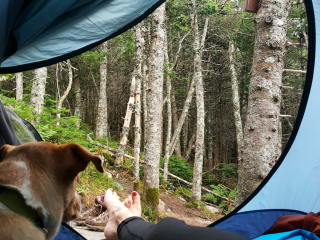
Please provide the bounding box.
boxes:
[143,3,165,208]
[190,3,209,201]
[31,67,47,124]
[95,42,109,139]
[74,77,82,127]
[162,29,172,187]
[237,0,290,204]
[57,59,73,126]
[133,22,145,184]
[15,72,23,100]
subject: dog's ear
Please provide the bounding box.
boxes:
[0,144,16,162]
[62,143,104,176]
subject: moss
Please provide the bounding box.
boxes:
[133,181,141,192]
[145,188,159,208]
[101,149,115,166]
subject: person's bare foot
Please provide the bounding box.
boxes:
[103,189,131,239]
[123,191,142,217]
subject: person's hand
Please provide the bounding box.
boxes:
[103,189,141,239]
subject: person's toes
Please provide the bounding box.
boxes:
[123,199,129,208]
[131,191,142,216]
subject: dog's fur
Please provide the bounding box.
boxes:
[0,142,104,240]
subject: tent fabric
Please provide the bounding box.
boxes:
[254,230,320,240]
[214,210,306,239]
[0,0,166,73]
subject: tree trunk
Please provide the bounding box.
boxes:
[15,72,23,100]
[162,29,172,187]
[169,83,195,156]
[142,63,148,150]
[190,5,208,201]
[228,42,243,158]
[133,22,145,184]
[31,67,47,124]
[237,0,290,204]
[171,93,182,156]
[57,59,73,126]
[74,77,82,127]
[143,3,165,208]
[95,43,109,139]
[185,130,196,160]
[116,77,136,166]
[207,111,214,170]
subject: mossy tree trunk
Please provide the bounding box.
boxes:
[143,3,165,208]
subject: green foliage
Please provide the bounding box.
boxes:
[203,193,218,204]
[77,163,120,205]
[160,155,193,184]
[0,95,98,151]
[214,163,238,176]
[141,204,157,222]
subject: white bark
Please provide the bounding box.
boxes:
[133,22,145,181]
[228,42,243,158]
[116,77,136,166]
[162,30,172,186]
[144,3,165,197]
[191,8,208,201]
[74,77,82,127]
[95,44,109,139]
[169,83,195,156]
[15,72,23,100]
[31,67,47,124]
[57,59,73,126]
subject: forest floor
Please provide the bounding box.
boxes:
[73,168,226,239]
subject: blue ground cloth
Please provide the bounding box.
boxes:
[254,230,320,240]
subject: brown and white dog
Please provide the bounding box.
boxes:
[0,142,104,240]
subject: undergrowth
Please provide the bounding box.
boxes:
[77,163,121,206]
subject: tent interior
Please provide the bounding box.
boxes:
[0,0,318,239]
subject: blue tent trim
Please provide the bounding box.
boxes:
[254,230,320,240]
[213,209,307,239]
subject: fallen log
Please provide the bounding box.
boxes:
[87,133,235,205]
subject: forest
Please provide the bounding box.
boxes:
[0,0,308,223]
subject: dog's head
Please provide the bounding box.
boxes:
[0,142,104,239]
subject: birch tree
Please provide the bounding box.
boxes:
[190,1,209,201]
[228,42,243,157]
[237,0,291,204]
[74,77,82,127]
[30,67,47,124]
[95,42,109,139]
[116,74,136,166]
[133,22,145,185]
[143,3,165,208]
[15,72,23,100]
[57,59,73,126]
[162,29,172,187]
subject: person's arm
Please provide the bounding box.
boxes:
[118,217,250,240]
